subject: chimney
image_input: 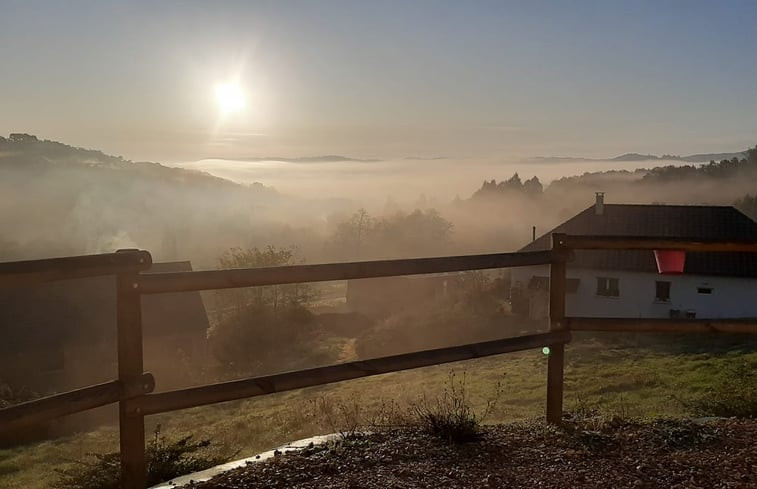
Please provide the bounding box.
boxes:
[595,192,605,215]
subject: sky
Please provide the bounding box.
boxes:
[1,0,757,162]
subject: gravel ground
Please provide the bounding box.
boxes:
[188,418,757,488]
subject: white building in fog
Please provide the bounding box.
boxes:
[511,195,757,320]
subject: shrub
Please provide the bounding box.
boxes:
[307,396,410,440]
[208,304,317,377]
[54,427,228,489]
[410,371,501,443]
[215,245,315,318]
[209,245,325,377]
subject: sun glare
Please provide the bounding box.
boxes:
[215,82,245,115]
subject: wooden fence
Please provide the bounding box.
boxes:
[2,234,757,488]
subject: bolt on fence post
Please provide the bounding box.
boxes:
[546,233,568,425]
[116,266,146,489]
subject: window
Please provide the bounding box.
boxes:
[697,287,712,294]
[596,277,619,297]
[655,281,671,302]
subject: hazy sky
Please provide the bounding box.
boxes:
[2,0,756,162]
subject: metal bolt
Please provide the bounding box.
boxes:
[132,283,138,289]
[135,407,142,414]
[143,383,150,391]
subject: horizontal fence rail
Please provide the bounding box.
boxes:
[132,331,570,416]
[2,234,757,489]
[0,249,152,289]
[136,249,560,294]
[559,234,757,253]
[566,317,757,334]
[0,373,154,434]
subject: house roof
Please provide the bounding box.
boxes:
[520,204,757,277]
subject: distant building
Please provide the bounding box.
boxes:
[7,133,38,143]
[0,261,209,393]
[511,194,757,320]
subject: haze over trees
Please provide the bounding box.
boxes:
[4,133,757,488]
[325,208,454,261]
[3,134,757,268]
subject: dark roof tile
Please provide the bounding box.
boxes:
[521,204,757,277]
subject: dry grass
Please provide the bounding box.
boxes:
[1,335,756,489]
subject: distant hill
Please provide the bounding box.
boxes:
[612,152,746,163]
[675,152,746,163]
[0,133,285,263]
[474,146,757,210]
[533,150,746,163]
[0,133,275,191]
[611,153,661,162]
[206,155,382,163]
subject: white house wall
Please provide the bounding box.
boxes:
[511,265,757,319]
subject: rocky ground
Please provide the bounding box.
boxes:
[188,418,757,489]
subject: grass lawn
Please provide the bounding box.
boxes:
[1,333,755,489]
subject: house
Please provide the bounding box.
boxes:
[0,261,209,393]
[511,194,757,320]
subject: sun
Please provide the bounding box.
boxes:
[214,82,245,115]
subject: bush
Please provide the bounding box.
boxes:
[215,245,315,319]
[208,304,326,377]
[410,371,501,443]
[209,245,326,377]
[685,360,757,418]
[54,428,228,489]
[306,395,410,440]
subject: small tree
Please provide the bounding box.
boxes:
[735,194,757,221]
[215,245,314,318]
[209,245,317,376]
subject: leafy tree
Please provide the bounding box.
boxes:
[523,176,543,195]
[499,172,522,190]
[208,303,316,377]
[208,245,318,376]
[208,245,315,375]
[216,245,313,315]
[735,194,757,221]
[329,208,373,259]
[641,147,757,183]
[471,173,542,198]
[327,208,453,260]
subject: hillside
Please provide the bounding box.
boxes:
[0,134,285,265]
[472,147,757,208]
[534,150,746,163]
[4,133,757,268]
[0,134,267,188]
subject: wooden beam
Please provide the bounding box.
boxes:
[132,330,571,416]
[117,271,147,489]
[566,317,757,334]
[0,250,152,289]
[546,233,567,425]
[560,235,757,253]
[0,374,154,435]
[136,250,556,294]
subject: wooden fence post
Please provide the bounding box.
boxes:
[117,266,146,489]
[546,233,568,425]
